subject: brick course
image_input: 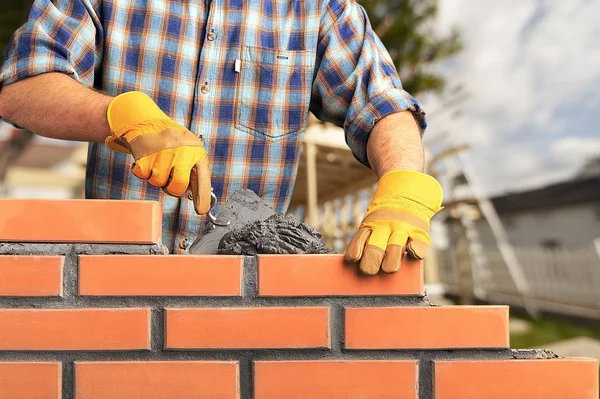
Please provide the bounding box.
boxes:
[0,255,63,296]
[254,360,418,398]
[345,306,509,349]
[434,359,599,399]
[257,254,423,296]
[0,362,61,399]
[79,255,243,296]
[0,198,597,398]
[0,199,161,244]
[0,308,150,350]
[75,361,239,399]
[165,307,330,349]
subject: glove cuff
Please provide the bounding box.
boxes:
[374,169,444,213]
[106,91,171,137]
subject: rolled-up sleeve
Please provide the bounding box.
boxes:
[310,0,426,168]
[0,0,103,90]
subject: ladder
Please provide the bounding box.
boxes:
[447,150,539,318]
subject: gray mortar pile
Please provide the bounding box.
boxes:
[0,241,558,399]
[189,189,336,256]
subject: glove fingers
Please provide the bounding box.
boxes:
[190,156,212,215]
[344,228,371,263]
[360,227,390,275]
[406,237,429,260]
[382,231,409,274]
[164,165,192,197]
[360,245,385,275]
[147,166,171,188]
[132,157,152,180]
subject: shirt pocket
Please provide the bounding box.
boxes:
[236,45,315,141]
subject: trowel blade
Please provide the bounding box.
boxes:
[188,189,276,255]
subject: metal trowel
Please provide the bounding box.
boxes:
[188,189,276,255]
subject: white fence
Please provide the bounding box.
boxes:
[438,246,600,318]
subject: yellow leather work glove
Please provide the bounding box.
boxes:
[344,170,443,275]
[105,91,211,215]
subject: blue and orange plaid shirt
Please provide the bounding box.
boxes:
[0,0,426,253]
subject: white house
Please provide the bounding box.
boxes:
[474,170,600,251]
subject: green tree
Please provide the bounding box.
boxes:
[357,0,462,96]
[0,0,30,59]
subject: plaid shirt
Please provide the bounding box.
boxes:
[0,0,426,254]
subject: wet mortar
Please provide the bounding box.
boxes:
[190,189,334,255]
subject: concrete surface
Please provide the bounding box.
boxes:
[542,337,600,361]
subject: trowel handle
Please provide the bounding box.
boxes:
[206,188,231,228]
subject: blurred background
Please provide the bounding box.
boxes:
[1,0,599,360]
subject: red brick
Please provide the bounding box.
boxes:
[434,359,599,399]
[0,362,61,399]
[254,360,418,399]
[0,308,150,350]
[0,255,63,296]
[75,361,239,399]
[79,255,243,296]
[258,254,423,296]
[345,306,509,349]
[165,307,330,349]
[0,199,161,244]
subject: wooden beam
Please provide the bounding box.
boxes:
[317,172,378,204]
[305,142,318,226]
[303,127,350,151]
[428,144,470,169]
[441,197,478,208]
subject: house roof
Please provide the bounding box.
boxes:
[490,175,600,214]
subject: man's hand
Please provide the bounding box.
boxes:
[344,170,443,275]
[105,91,211,215]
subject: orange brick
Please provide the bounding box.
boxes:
[165,307,330,349]
[0,256,63,296]
[0,199,161,244]
[0,362,61,399]
[79,255,243,296]
[345,306,508,349]
[434,359,599,399]
[254,360,418,399]
[0,308,150,350]
[75,361,239,399]
[258,254,423,296]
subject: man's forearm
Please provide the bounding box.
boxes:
[366,111,425,178]
[0,72,112,143]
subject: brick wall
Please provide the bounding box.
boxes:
[0,198,598,398]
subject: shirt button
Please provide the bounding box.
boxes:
[207,31,217,41]
[201,84,210,94]
[179,238,190,250]
[187,191,194,200]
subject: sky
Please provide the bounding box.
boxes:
[421,0,600,196]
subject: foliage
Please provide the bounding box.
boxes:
[0,0,30,60]
[357,0,463,96]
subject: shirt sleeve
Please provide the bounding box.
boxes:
[0,0,103,91]
[310,0,427,169]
